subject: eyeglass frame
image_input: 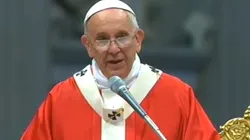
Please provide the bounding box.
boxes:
[88,30,138,50]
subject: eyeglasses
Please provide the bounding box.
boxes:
[92,32,137,49]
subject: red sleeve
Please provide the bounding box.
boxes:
[181,86,221,140]
[20,93,53,140]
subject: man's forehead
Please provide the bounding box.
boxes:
[87,9,132,34]
[90,9,128,21]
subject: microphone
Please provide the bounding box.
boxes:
[108,76,167,140]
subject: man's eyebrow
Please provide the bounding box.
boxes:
[115,31,129,36]
[95,32,109,39]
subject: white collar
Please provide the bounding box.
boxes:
[92,54,141,89]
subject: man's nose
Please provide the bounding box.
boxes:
[108,41,120,55]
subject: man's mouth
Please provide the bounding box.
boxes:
[108,59,124,64]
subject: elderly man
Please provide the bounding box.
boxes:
[21,0,221,140]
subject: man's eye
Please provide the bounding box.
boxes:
[116,34,128,38]
[117,36,128,41]
[96,36,109,40]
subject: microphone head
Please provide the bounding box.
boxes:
[108,76,126,93]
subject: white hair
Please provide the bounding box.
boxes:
[84,10,139,35]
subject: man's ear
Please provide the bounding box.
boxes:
[135,29,145,53]
[81,35,93,58]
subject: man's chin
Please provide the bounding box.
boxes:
[107,70,128,79]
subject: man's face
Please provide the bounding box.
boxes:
[81,9,144,79]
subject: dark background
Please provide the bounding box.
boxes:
[1,0,250,139]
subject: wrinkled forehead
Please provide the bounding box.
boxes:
[86,9,135,36]
[85,8,133,26]
[88,8,129,23]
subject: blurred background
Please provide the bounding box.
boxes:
[1,0,250,139]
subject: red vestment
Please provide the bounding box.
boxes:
[21,66,221,140]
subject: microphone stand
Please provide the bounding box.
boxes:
[143,115,167,140]
[108,77,167,140]
[122,87,168,140]
[118,86,168,140]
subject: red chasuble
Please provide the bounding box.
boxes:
[21,64,221,140]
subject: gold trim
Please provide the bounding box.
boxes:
[220,106,250,140]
